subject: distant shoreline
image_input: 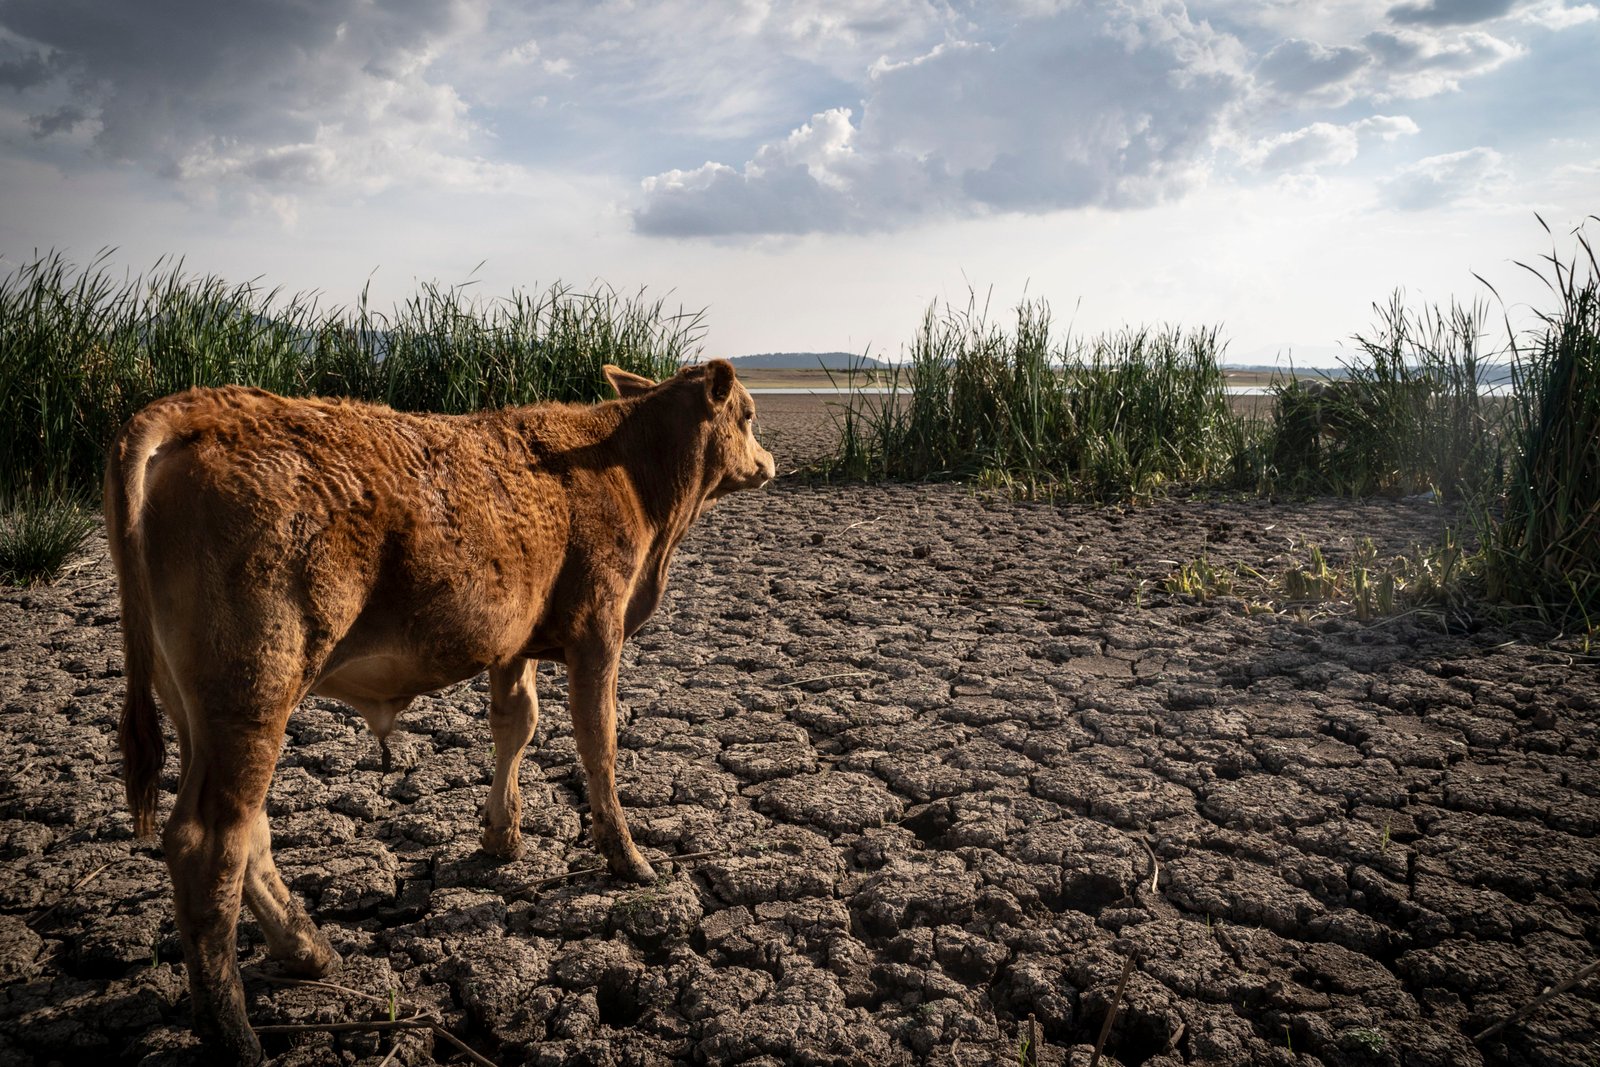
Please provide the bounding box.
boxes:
[733,367,1313,391]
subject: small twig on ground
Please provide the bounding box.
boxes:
[254,1016,430,1036]
[1137,837,1161,895]
[1164,1017,1187,1055]
[777,672,874,688]
[431,1022,501,1067]
[842,516,882,533]
[28,858,124,929]
[526,863,609,889]
[1089,955,1135,1067]
[1026,1013,1042,1067]
[663,848,728,865]
[252,973,390,1009]
[522,847,726,892]
[252,971,498,1066]
[1364,607,1435,629]
[254,1016,498,1067]
[1473,959,1600,1042]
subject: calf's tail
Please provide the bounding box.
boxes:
[105,411,170,839]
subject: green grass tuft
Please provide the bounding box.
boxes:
[1264,295,1501,499]
[0,492,96,586]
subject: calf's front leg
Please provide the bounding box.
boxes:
[567,639,655,882]
[243,808,339,977]
[481,657,539,859]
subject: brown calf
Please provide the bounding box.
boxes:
[105,360,774,1063]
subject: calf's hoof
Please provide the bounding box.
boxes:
[480,824,525,861]
[273,932,342,979]
[607,849,657,884]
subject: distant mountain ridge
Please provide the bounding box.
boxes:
[727,352,890,371]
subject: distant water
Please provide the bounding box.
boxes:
[747,385,1276,396]
[749,384,1509,398]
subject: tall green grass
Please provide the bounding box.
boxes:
[0,251,700,498]
[1482,218,1600,618]
[1267,296,1501,499]
[828,294,1254,498]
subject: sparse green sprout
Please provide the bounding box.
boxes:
[1164,556,1236,603]
[1339,1026,1388,1053]
[388,987,397,1023]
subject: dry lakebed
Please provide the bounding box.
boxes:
[1,394,1597,1066]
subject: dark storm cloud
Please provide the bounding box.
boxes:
[0,39,48,89]
[0,0,474,178]
[1388,0,1520,26]
[28,104,85,138]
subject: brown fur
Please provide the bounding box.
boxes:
[106,360,773,1063]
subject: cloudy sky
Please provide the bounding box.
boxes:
[1,0,1595,365]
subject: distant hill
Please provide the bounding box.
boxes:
[727,352,890,371]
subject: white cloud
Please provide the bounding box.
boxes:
[0,0,1585,247]
[1519,1,1600,26]
[636,0,1251,236]
[1246,115,1420,172]
[635,109,876,235]
[1255,38,1372,101]
[467,0,954,143]
[1379,146,1511,208]
[1360,26,1525,96]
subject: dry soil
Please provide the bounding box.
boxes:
[1,394,1596,1066]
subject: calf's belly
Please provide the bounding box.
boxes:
[311,652,487,737]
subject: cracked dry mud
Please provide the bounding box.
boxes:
[3,395,1599,1066]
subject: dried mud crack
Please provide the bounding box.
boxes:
[3,423,1598,1065]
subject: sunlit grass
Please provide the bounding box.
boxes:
[0,251,699,498]
[1482,217,1600,621]
[826,293,1254,499]
[1265,295,1502,499]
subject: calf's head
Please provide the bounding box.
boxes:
[605,359,776,498]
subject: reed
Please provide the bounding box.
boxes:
[0,251,698,498]
[827,293,1250,499]
[1482,217,1600,618]
[1265,295,1501,499]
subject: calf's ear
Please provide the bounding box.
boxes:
[604,365,656,398]
[703,359,736,411]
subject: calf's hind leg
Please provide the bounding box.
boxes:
[163,702,293,1066]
